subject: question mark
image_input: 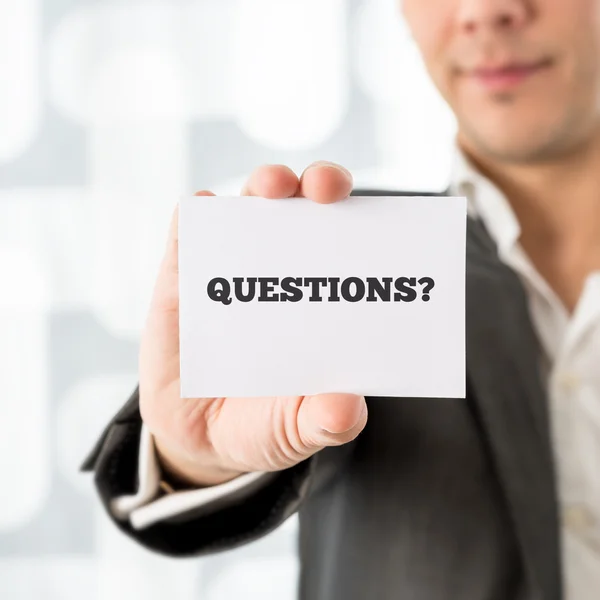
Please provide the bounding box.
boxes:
[418,277,435,302]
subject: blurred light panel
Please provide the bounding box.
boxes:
[354,0,455,190]
[88,45,187,337]
[355,0,413,106]
[0,188,93,312]
[48,1,237,124]
[0,249,49,530]
[0,0,40,162]
[47,5,96,123]
[48,5,186,123]
[181,0,238,119]
[89,46,188,121]
[232,0,348,150]
[48,4,191,337]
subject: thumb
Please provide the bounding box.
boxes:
[152,190,216,312]
[296,393,368,450]
[140,191,215,386]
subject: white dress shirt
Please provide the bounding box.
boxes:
[113,149,600,600]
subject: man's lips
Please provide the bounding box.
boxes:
[462,58,554,91]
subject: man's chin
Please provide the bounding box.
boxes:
[459,124,570,165]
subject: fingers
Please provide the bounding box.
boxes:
[241,165,299,198]
[297,393,368,449]
[241,161,353,203]
[298,161,353,204]
[154,160,352,306]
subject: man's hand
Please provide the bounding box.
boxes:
[139,161,368,486]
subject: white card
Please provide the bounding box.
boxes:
[179,195,466,399]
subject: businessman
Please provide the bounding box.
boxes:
[84,1,600,599]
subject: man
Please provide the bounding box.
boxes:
[84,1,600,599]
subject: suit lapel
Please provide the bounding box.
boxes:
[465,216,562,600]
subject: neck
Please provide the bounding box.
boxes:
[458,130,600,312]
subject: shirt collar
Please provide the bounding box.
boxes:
[449,145,600,364]
[450,146,522,261]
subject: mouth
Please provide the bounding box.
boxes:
[462,57,554,92]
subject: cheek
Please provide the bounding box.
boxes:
[545,0,600,95]
[544,0,600,58]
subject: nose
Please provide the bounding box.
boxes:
[457,0,530,35]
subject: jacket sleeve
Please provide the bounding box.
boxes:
[81,386,322,557]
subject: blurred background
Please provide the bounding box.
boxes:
[0,0,455,598]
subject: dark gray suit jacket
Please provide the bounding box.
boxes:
[83,189,563,600]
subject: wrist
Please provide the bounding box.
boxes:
[154,436,246,488]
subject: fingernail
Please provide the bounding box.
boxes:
[307,161,352,178]
[321,397,367,434]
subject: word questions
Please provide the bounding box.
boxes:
[207,276,436,305]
